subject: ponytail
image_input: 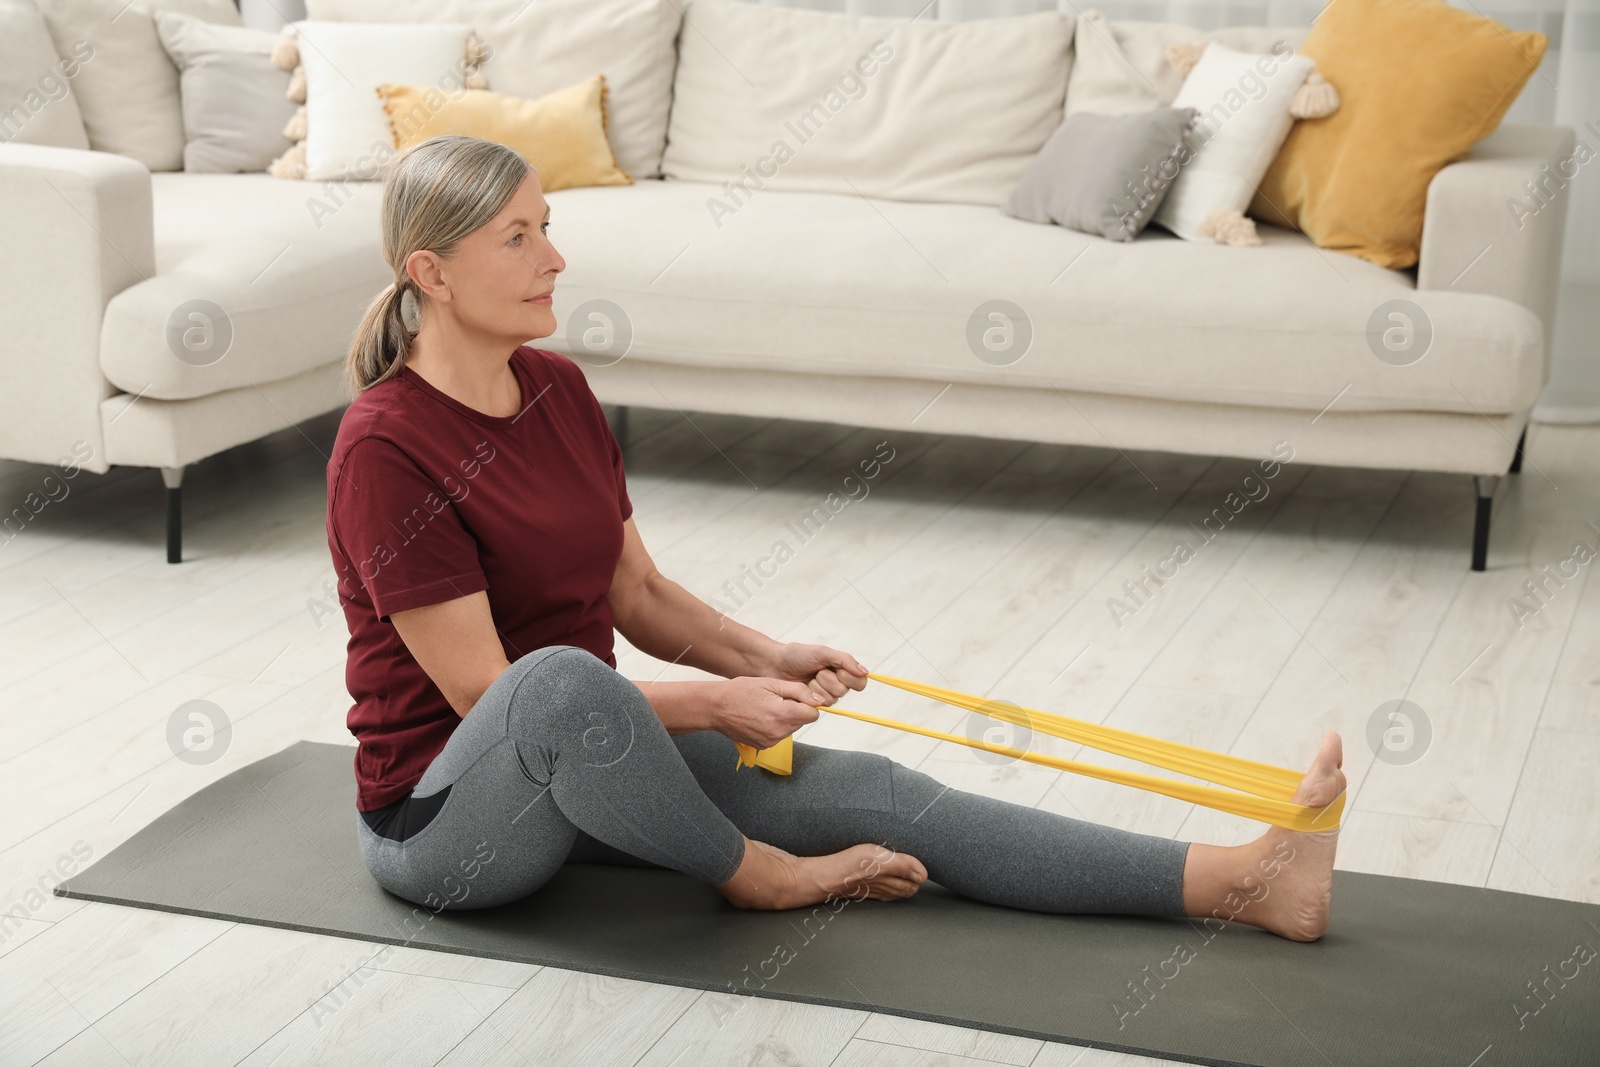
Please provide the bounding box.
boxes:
[345,278,418,399]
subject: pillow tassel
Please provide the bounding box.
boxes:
[1166,40,1207,78]
[287,64,306,104]
[283,104,307,143]
[268,141,307,180]
[1289,71,1341,119]
[1200,209,1262,246]
[462,31,490,90]
[271,27,299,71]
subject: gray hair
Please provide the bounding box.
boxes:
[345,135,533,398]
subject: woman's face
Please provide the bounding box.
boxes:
[407,172,565,345]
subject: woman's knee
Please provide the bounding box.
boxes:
[489,646,653,774]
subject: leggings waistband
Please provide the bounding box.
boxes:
[360,783,453,842]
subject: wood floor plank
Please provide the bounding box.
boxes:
[1536,564,1600,736]
[59,923,417,1067]
[1487,727,1600,903]
[632,990,864,1067]
[853,1014,1043,1066]
[1330,810,1501,885]
[829,1038,1013,1066]
[0,902,229,1066]
[234,968,518,1067]
[436,969,700,1067]
[1032,1042,1190,1066]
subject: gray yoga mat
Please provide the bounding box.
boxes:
[56,741,1600,1067]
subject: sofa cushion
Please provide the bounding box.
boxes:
[662,0,1074,208]
[35,0,242,171]
[100,172,388,400]
[303,0,681,182]
[542,179,1543,416]
[0,0,91,150]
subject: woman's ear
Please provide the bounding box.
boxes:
[405,249,451,304]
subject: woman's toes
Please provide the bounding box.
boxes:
[1292,731,1347,810]
[871,875,922,899]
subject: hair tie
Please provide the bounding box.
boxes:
[398,281,421,332]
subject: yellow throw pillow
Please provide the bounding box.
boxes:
[376,74,633,191]
[1250,0,1546,269]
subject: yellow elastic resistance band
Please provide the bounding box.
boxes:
[732,672,1342,832]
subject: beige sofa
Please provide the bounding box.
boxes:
[0,0,1573,570]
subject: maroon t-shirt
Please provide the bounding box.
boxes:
[326,345,632,811]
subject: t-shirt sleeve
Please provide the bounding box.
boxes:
[329,436,489,622]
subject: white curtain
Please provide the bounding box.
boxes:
[755,0,1600,422]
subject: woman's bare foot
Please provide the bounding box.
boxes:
[716,837,929,910]
[1183,730,1346,941]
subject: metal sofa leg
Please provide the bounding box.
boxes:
[1471,475,1498,572]
[1509,427,1526,474]
[613,404,630,451]
[162,466,184,564]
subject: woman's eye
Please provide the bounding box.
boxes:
[540,221,550,235]
[510,232,523,246]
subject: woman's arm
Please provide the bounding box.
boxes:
[388,590,512,718]
[608,518,779,680]
[608,517,871,734]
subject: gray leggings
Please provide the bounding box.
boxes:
[354,645,1191,914]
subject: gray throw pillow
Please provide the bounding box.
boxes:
[1002,108,1200,242]
[155,9,296,173]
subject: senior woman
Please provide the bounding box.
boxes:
[326,135,1344,940]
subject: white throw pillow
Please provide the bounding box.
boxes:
[1066,10,1308,116]
[34,0,243,170]
[662,0,1074,208]
[292,20,473,182]
[302,0,681,180]
[0,0,91,150]
[1153,42,1313,243]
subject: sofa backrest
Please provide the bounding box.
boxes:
[661,0,1076,209]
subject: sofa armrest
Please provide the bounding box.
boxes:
[0,144,153,473]
[1418,123,1576,366]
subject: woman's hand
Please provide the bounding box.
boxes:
[754,642,870,705]
[713,677,827,750]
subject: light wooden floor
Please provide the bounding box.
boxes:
[1,405,1596,1066]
